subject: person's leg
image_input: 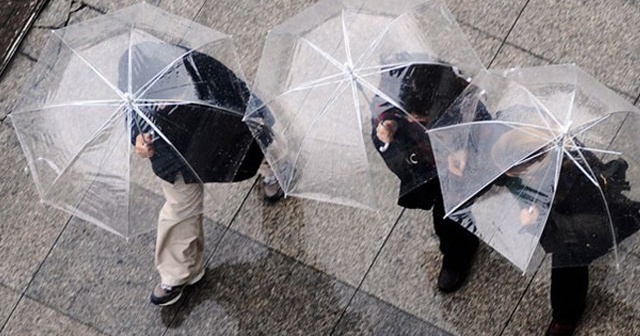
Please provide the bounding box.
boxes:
[432,191,478,292]
[151,173,205,306]
[546,263,588,336]
[259,158,284,202]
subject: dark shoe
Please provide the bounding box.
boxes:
[437,259,472,293]
[150,269,205,306]
[262,175,284,202]
[545,320,577,336]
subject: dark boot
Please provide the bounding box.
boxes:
[546,263,587,336]
[545,320,577,336]
[437,254,474,293]
[432,195,478,292]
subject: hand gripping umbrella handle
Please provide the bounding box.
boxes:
[379,142,390,152]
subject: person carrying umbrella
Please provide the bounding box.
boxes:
[123,42,282,306]
[490,125,640,336]
[371,62,487,292]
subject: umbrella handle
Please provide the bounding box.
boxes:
[379,142,390,152]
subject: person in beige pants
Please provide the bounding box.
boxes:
[156,172,205,289]
[125,42,281,306]
[135,134,206,306]
[136,136,281,306]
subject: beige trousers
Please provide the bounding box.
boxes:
[156,173,204,286]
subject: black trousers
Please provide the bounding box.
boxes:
[431,190,479,267]
[550,258,589,323]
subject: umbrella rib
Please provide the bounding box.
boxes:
[563,144,620,265]
[427,119,554,133]
[127,19,136,237]
[355,61,441,78]
[350,4,449,71]
[300,37,346,73]
[13,99,126,114]
[565,145,621,156]
[127,103,205,185]
[274,74,351,137]
[246,34,351,116]
[353,71,414,117]
[562,145,600,188]
[566,82,577,130]
[134,99,244,117]
[289,80,351,178]
[250,76,349,116]
[53,32,126,101]
[492,78,565,133]
[444,176,502,219]
[127,18,134,95]
[352,8,410,69]
[131,50,191,98]
[349,76,363,133]
[570,110,635,163]
[283,74,349,94]
[516,83,564,131]
[441,133,559,219]
[357,60,463,80]
[133,40,226,99]
[341,9,354,68]
[43,105,125,198]
[569,113,611,139]
[523,147,557,209]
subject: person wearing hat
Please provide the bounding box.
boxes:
[491,126,640,336]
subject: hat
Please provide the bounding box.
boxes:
[491,126,553,175]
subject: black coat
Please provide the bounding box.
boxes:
[496,148,640,265]
[371,63,473,210]
[539,153,640,264]
[121,43,263,184]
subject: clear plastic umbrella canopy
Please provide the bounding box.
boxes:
[9,3,255,238]
[244,0,484,208]
[429,64,640,273]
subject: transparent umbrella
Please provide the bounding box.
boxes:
[429,64,640,273]
[244,0,484,209]
[9,3,258,238]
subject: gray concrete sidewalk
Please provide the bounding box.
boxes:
[1,0,639,335]
[0,0,49,79]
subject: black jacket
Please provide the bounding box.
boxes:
[121,43,263,184]
[371,63,472,210]
[539,152,640,264]
[496,146,640,265]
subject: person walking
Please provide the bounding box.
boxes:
[490,127,640,336]
[372,62,481,292]
[125,42,282,306]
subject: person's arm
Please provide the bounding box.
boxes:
[371,100,406,151]
[374,109,403,142]
[128,105,157,158]
[135,133,154,158]
[447,149,468,176]
[520,205,540,226]
[371,106,423,181]
[376,119,398,144]
[441,101,491,176]
[501,176,550,230]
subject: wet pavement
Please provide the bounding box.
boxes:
[0,0,49,78]
[0,1,639,335]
